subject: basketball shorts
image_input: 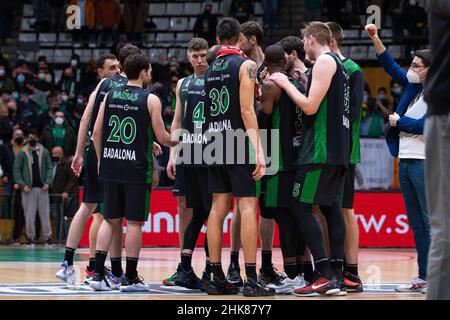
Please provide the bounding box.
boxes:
[292,164,346,207]
[83,145,103,204]
[184,166,212,212]
[208,165,260,197]
[172,165,186,197]
[341,164,356,209]
[259,170,296,219]
[103,181,152,222]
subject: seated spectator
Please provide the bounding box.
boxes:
[360,86,385,137]
[376,86,394,119]
[390,80,403,110]
[12,60,36,94]
[230,0,254,24]
[50,146,78,241]
[40,111,76,156]
[0,62,16,92]
[36,57,54,86]
[57,68,77,100]
[193,4,218,46]
[13,130,53,246]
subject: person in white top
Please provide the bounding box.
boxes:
[367,24,432,293]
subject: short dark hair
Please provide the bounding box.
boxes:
[188,38,209,52]
[118,44,140,67]
[124,53,150,80]
[240,21,263,45]
[414,49,432,67]
[326,21,343,47]
[279,36,306,61]
[96,54,117,69]
[302,22,332,46]
[217,18,241,44]
[264,44,286,67]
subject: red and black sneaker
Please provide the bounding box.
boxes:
[343,272,363,293]
[293,277,340,297]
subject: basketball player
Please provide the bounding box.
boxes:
[167,38,211,290]
[278,36,316,285]
[258,44,308,293]
[90,53,177,291]
[327,21,364,292]
[226,21,282,288]
[204,18,274,296]
[269,22,350,296]
[55,48,137,284]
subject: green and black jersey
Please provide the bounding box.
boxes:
[179,75,193,123]
[99,85,154,184]
[180,75,208,166]
[205,53,250,165]
[270,76,305,172]
[342,58,364,164]
[89,75,128,139]
[297,52,350,166]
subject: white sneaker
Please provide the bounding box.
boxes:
[395,277,426,292]
[292,274,309,289]
[421,287,427,294]
[90,275,112,291]
[120,276,150,292]
[107,272,124,290]
[55,261,68,282]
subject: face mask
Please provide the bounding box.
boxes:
[0,69,5,77]
[406,69,421,83]
[77,98,84,105]
[52,156,61,163]
[17,73,25,84]
[363,95,369,104]
[12,92,19,101]
[378,94,387,100]
[28,139,37,147]
[61,95,68,102]
[38,72,46,81]
[392,87,402,95]
[71,59,78,67]
[55,117,65,126]
[14,136,24,145]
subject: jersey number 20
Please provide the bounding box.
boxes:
[107,115,136,145]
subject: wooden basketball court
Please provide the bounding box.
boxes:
[0,246,425,300]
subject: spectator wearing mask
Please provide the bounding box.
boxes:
[70,54,83,91]
[37,94,59,135]
[57,68,77,100]
[50,146,78,241]
[376,86,394,119]
[0,128,26,244]
[0,103,14,144]
[12,61,36,94]
[360,86,385,138]
[368,24,431,292]
[96,0,121,45]
[13,130,53,246]
[193,4,218,46]
[230,0,254,24]
[40,111,77,156]
[390,80,403,110]
[0,63,15,92]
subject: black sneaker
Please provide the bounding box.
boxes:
[206,275,240,295]
[24,238,35,248]
[202,270,211,283]
[226,263,243,287]
[257,265,284,286]
[45,239,54,248]
[242,277,276,297]
[120,275,150,292]
[344,271,364,293]
[174,263,205,290]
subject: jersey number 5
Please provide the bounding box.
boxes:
[107,115,137,145]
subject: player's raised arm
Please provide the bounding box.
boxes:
[269,54,336,115]
[148,94,179,148]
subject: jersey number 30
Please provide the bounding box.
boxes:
[192,87,230,128]
[107,115,136,144]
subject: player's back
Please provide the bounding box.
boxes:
[99,84,154,184]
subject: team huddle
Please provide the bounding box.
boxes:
[55,18,365,297]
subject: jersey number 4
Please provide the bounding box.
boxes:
[107,115,137,145]
[193,86,230,128]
